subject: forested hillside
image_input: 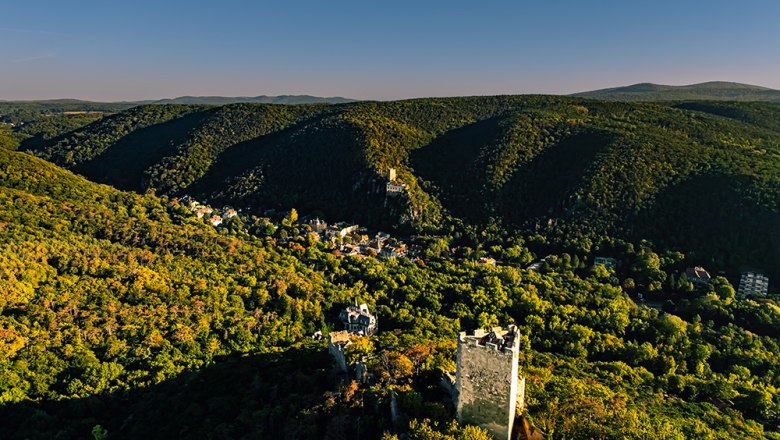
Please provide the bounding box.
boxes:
[24,97,780,283]
[1,144,779,439]
[0,100,133,151]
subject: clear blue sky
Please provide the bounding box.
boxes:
[2,0,779,101]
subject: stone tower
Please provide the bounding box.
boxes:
[455,325,525,440]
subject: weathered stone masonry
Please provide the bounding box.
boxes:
[328,330,352,374]
[455,325,525,440]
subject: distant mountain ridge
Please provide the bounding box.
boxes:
[1,95,357,106]
[572,81,780,102]
[137,95,357,105]
[7,82,780,105]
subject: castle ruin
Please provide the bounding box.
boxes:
[455,325,525,440]
[385,167,407,197]
[327,330,352,374]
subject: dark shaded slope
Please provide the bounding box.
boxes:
[0,348,333,440]
[202,115,392,225]
[674,101,780,133]
[23,105,208,166]
[411,109,585,224]
[411,116,508,222]
[499,129,614,224]
[144,104,329,193]
[184,115,326,197]
[634,173,780,279]
[73,110,213,191]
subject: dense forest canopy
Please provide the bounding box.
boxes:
[22,96,780,283]
[1,95,779,438]
[0,101,135,152]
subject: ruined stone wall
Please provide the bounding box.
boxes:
[516,376,526,411]
[328,341,348,373]
[455,328,521,440]
[328,331,351,374]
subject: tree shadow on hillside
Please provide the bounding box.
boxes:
[185,114,329,198]
[0,346,341,440]
[20,123,94,155]
[189,115,396,227]
[410,115,511,222]
[72,110,214,192]
[673,102,780,132]
[498,129,614,224]
[632,172,780,281]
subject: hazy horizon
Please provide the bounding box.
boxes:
[3,0,780,101]
[2,79,780,103]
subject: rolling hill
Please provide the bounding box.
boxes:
[23,96,780,281]
[573,81,780,102]
[0,96,356,150]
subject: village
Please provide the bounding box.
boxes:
[178,191,773,301]
[177,196,419,262]
[177,168,420,263]
[178,164,772,302]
